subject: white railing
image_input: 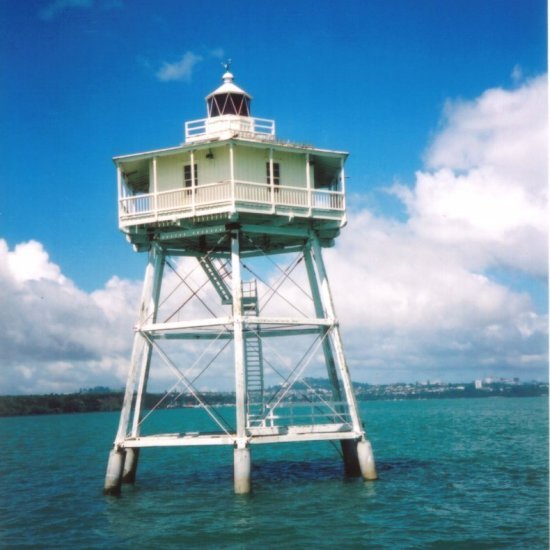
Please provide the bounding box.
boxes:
[119,180,344,225]
[247,400,352,429]
[234,180,271,204]
[185,116,275,142]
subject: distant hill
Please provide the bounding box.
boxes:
[0,379,546,417]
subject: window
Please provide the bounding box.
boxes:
[184,164,198,188]
[266,162,280,187]
[208,93,250,117]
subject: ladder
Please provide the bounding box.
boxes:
[198,256,232,305]
[242,280,264,421]
[198,256,264,420]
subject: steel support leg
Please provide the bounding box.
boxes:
[122,448,140,484]
[104,448,125,496]
[309,233,377,480]
[104,245,164,494]
[305,243,360,473]
[231,230,252,494]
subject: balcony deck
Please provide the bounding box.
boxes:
[119,179,345,230]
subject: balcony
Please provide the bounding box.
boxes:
[119,180,345,229]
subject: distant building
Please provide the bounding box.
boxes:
[475,379,483,390]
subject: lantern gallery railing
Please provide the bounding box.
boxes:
[118,180,345,227]
[185,116,276,142]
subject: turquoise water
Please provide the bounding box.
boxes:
[1,397,547,548]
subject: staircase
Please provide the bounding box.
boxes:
[242,280,264,419]
[198,257,264,422]
[198,256,232,304]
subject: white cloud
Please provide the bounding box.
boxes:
[393,75,548,276]
[323,75,548,383]
[156,51,204,82]
[39,0,93,20]
[325,209,547,383]
[0,239,141,394]
[5,240,66,284]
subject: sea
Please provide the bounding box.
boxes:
[1,397,547,548]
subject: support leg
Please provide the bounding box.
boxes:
[304,246,342,403]
[357,438,377,480]
[309,234,378,480]
[340,439,361,476]
[122,448,140,484]
[233,445,251,495]
[104,448,125,495]
[231,230,252,494]
[104,245,164,493]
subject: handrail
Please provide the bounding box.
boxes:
[247,400,352,428]
[185,116,276,141]
[119,180,345,221]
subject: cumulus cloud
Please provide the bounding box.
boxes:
[0,240,141,394]
[326,210,547,383]
[393,75,547,276]
[156,51,204,82]
[327,74,548,383]
[39,0,93,20]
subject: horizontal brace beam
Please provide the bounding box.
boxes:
[152,326,325,340]
[248,430,360,445]
[122,433,235,447]
[140,317,232,333]
[240,223,310,238]
[239,244,307,258]
[141,316,333,334]
[157,224,229,241]
[120,428,361,448]
[244,316,333,327]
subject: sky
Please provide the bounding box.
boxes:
[0,0,547,394]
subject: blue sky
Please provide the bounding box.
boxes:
[0,0,547,393]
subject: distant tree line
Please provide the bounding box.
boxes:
[0,390,236,417]
[0,380,546,417]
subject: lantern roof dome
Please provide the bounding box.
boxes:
[206,71,252,100]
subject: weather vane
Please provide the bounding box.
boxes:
[222,58,232,72]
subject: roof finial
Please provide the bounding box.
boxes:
[221,59,234,84]
[222,58,232,72]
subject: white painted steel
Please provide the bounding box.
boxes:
[233,446,251,494]
[185,116,275,142]
[303,246,342,403]
[357,438,378,480]
[131,248,164,437]
[118,180,345,228]
[141,316,233,333]
[120,428,360,448]
[114,245,162,444]
[310,235,364,435]
[104,448,125,495]
[231,232,247,444]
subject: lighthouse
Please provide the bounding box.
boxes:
[104,66,377,495]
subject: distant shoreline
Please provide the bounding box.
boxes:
[0,380,547,417]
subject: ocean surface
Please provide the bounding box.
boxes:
[0,397,547,548]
